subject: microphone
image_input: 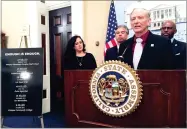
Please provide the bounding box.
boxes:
[117,43,130,61]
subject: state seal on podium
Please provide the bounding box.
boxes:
[89,61,143,117]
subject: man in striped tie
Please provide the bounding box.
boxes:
[105,25,129,61]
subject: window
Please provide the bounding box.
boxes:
[153,11,156,20]
[161,10,164,19]
[154,23,156,27]
[158,22,160,27]
[157,10,160,19]
[165,9,168,18]
[169,9,172,17]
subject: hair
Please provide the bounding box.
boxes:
[130,8,151,18]
[64,35,86,58]
[116,25,129,35]
[162,20,177,30]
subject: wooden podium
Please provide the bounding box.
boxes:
[64,70,186,128]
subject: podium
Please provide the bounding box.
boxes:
[64,70,186,128]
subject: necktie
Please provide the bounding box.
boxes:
[133,38,143,70]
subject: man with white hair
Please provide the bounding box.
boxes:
[118,8,175,70]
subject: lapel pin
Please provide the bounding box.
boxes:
[175,44,178,46]
[151,44,154,47]
[176,53,180,55]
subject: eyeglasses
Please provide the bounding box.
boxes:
[161,27,173,30]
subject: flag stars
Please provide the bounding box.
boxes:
[105,1,118,48]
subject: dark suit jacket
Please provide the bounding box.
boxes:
[118,32,175,70]
[105,46,119,61]
[172,39,186,69]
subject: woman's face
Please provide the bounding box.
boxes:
[74,37,83,52]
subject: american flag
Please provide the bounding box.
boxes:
[104,0,118,55]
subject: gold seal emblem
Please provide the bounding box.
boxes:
[89,60,143,117]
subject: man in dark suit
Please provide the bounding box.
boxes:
[161,20,186,69]
[118,8,175,70]
[105,25,129,61]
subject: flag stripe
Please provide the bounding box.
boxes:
[104,0,118,56]
[111,39,117,46]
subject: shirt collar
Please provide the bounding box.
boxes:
[171,37,174,43]
[117,44,120,50]
[134,30,150,45]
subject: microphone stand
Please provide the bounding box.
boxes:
[117,45,129,62]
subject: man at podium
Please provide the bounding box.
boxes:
[118,8,175,70]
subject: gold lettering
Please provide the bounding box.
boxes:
[102,104,106,109]
[130,95,136,100]
[98,101,102,106]
[127,100,134,107]
[129,80,134,85]
[93,95,97,99]
[117,66,122,71]
[108,65,112,70]
[102,104,110,112]
[92,84,96,89]
[124,105,129,110]
[92,79,97,86]
[112,65,117,71]
[94,73,101,80]
[121,69,127,74]
[92,89,96,94]
[119,107,125,113]
[131,90,136,94]
[95,98,99,102]
[115,108,120,113]
[131,85,136,89]
[104,66,108,71]
[97,72,100,77]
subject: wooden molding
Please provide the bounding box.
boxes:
[1,32,6,48]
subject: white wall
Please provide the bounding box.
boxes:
[83,1,110,65]
[2,1,44,48]
[2,1,29,48]
[71,1,84,39]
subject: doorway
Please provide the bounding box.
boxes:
[49,6,72,113]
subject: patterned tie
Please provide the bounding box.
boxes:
[133,38,143,70]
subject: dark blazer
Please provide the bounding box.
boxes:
[118,32,175,70]
[105,46,119,61]
[172,39,186,69]
[64,53,97,70]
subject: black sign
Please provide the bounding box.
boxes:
[1,48,43,116]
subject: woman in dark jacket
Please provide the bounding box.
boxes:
[64,35,97,70]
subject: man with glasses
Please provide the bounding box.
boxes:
[161,20,186,69]
[105,25,129,61]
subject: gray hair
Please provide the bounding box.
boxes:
[130,8,150,18]
[116,25,129,35]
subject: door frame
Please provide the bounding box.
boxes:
[46,1,84,38]
[46,1,70,11]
